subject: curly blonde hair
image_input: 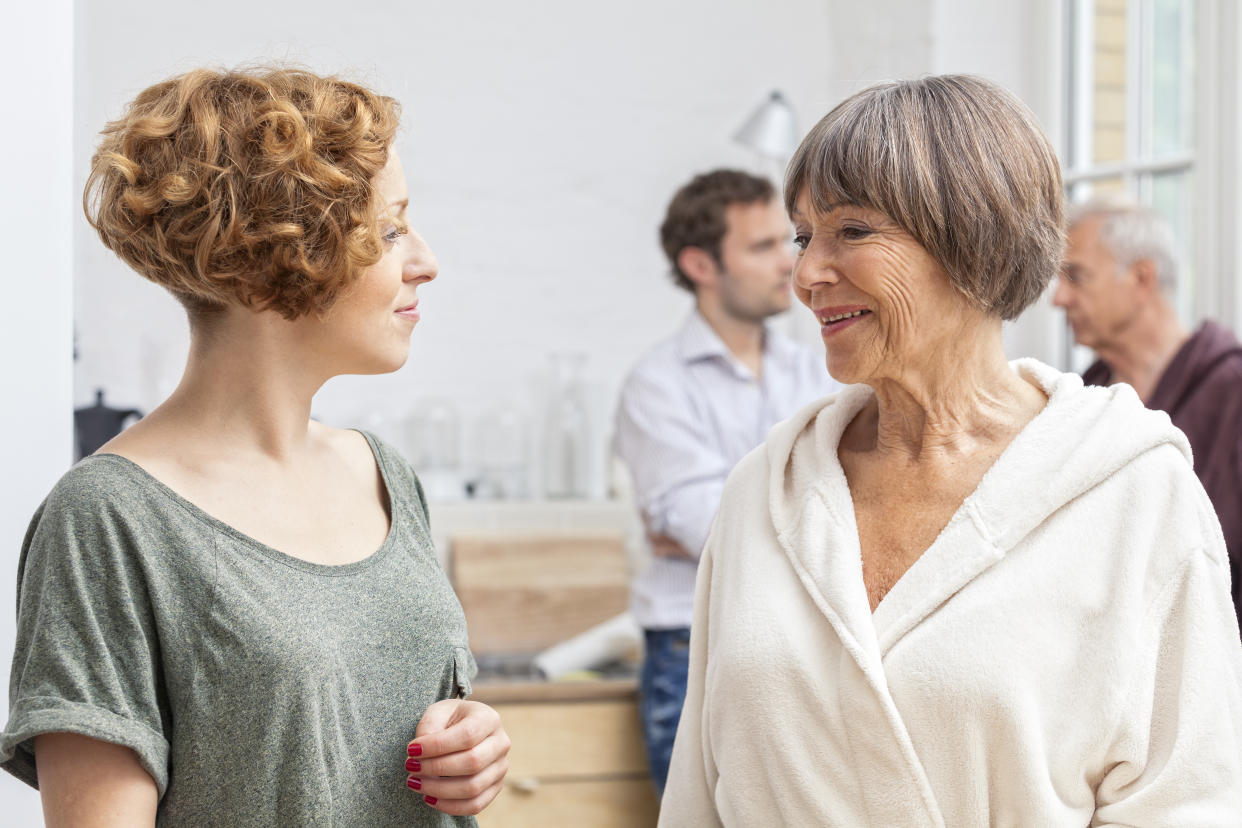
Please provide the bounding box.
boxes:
[84,66,401,320]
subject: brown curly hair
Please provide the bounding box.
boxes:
[659,169,775,293]
[84,66,402,320]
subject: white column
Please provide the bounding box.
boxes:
[0,1,74,823]
[1196,0,1242,331]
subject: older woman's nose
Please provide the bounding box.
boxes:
[793,249,838,291]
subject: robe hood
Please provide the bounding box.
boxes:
[747,358,1196,826]
[767,358,1191,556]
[762,358,1194,663]
[657,358,1242,828]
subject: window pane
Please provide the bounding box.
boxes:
[1150,0,1193,157]
[1093,0,1128,165]
[1149,171,1195,323]
[1084,175,1128,197]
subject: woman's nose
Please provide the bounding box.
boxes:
[793,247,838,291]
[405,233,438,283]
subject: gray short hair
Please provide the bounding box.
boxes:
[784,74,1064,320]
[1068,199,1178,293]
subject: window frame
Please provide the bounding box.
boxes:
[1058,0,1239,369]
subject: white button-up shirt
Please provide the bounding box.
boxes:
[614,310,838,629]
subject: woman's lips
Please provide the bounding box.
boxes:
[394,301,420,322]
[815,306,871,336]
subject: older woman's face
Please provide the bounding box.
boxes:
[790,188,972,385]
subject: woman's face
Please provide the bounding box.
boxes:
[316,149,438,375]
[790,188,972,386]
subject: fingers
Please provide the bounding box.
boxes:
[413,779,506,817]
[411,700,500,759]
[407,748,509,803]
[412,698,468,746]
[406,702,512,817]
[407,726,511,778]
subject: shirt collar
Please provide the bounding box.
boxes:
[674,309,799,375]
[674,310,733,363]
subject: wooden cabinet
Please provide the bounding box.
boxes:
[474,680,659,827]
[444,516,657,825]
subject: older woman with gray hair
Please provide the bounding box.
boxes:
[659,75,1242,826]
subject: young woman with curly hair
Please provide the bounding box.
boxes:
[0,66,509,826]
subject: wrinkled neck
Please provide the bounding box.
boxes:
[858,320,1045,459]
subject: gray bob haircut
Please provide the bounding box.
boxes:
[784,74,1065,320]
[1068,198,1179,293]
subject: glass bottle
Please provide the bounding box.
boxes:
[543,352,590,499]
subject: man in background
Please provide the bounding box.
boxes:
[1053,198,1242,629]
[613,169,838,793]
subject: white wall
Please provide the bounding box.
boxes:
[72,0,1064,480]
[0,2,74,822]
[73,0,839,476]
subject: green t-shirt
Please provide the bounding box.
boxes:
[1,433,478,827]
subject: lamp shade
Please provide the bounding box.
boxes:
[732,91,799,160]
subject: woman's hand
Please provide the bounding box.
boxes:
[405,699,511,816]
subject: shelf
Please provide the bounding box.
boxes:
[425,497,643,570]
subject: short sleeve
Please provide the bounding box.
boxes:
[359,431,432,531]
[1,471,171,794]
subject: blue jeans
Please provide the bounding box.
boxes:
[639,627,691,796]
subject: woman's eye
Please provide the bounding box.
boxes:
[383,224,409,244]
[792,233,810,251]
[841,225,871,240]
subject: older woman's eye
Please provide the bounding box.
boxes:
[841,225,872,240]
[383,224,409,244]
[792,233,810,250]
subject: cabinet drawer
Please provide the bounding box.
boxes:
[496,698,650,778]
[479,779,659,828]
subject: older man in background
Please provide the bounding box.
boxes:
[613,169,837,794]
[1053,199,1242,628]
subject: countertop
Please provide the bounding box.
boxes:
[470,676,638,705]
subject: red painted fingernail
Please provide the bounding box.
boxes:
[407,743,422,757]
[406,777,422,790]
[424,796,438,806]
[405,759,421,773]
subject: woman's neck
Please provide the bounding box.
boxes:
[145,314,331,463]
[855,321,1046,459]
[696,297,766,377]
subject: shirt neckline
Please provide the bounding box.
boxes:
[676,310,795,379]
[88,429,401,577]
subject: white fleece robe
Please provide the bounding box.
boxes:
[659,359,1242,827]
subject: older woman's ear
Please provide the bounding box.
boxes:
[677,246,721,290]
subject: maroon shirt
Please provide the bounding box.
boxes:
[1084,321,1242,629]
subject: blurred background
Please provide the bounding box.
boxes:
[3,0,1236,822]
